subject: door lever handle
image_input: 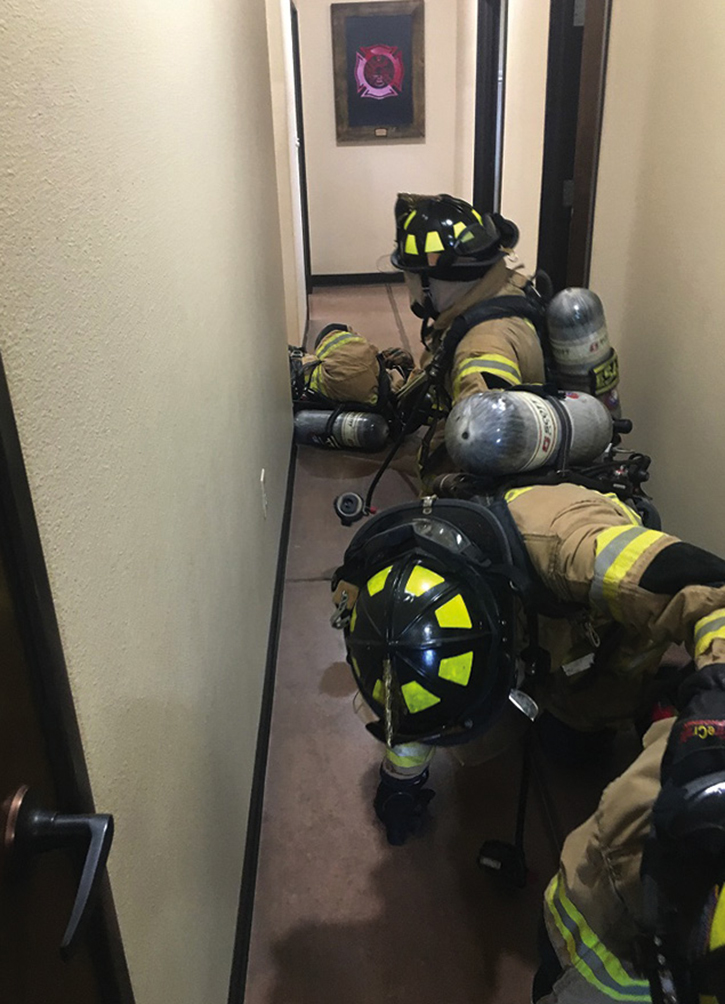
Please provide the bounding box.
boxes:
[4,785,114,957]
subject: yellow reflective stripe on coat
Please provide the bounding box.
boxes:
[694,609,725,659]
[307,363,327,396]
[591,525,664,620]
[599,492,643,526]
[545,876,650,1001]
[316,331,363,360]
[453,354,522,397]
[505,486,539,505]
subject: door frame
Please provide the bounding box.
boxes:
[0,355,133,1002]
[536,0,612,290]
[473,0,508,212]
[290,2,312,337]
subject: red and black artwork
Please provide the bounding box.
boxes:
[331,2,425,143]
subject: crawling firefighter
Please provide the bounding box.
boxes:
[330,483,725,1002]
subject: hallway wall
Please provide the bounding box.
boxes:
[590,0,725,551]
[296,0,477,276]
[0,1,291,1002]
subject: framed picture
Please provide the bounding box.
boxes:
[331,1,425,143]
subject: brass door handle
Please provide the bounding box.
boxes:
[4,785,114,957]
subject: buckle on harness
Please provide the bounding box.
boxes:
[331,591,352,630]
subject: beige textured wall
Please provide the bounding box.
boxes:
[500,0,550,271]
[0,1,291,1002]
[590,0,725,551]
[296,0,477,275]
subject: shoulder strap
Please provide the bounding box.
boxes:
[485,498,581,621]
[428,291,548,383]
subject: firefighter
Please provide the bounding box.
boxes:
[290,323,414,410]
[330,483,725,999]
[534,681,725,1002]
[389,193,547,486]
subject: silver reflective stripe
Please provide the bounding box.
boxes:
[459,357,521,383]
[317,331,360,359]
[590,526,645,612]
[695,614,725,650]
[549,892,651,1001]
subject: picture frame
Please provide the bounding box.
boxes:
[331,1,425,143]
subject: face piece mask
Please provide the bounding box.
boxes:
[428,277,482,314]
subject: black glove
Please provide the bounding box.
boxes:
[374,767,435,846]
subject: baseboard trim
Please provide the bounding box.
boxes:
[312,271,404,287]
[228,440,298,1004]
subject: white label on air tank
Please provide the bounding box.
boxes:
[550,324,611,369]
[338,412,362,448]
[518,394,560,471]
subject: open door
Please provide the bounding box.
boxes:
[537,0,612,290]
[0,356,132,1003]
[290,3,312,305]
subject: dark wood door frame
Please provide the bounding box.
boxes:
[290,2,312,338]
[473,0,508,212]
[537,0,612,291]
[0,355,133,1002]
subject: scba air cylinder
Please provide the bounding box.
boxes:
[546,288,620,414]
[294,410,389,451]
[445,390,613,476]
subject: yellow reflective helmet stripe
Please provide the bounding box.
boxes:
[367,565,393,597]
[351,655,361,678]
[405,565,444,596]
[710,887,725,951]
[439,651,473,686]
[435,594,472,629]
[472,209,483,224]
[350,605,358,633]
[405,233,418,256]
[591,525,665,620]
[545,875,650,1000]
[372,678,385,703]
[401,680,441,713]
[404,209,417,230]
[453,221,466,237]
[694,609,725,659]
[425,230,445,253]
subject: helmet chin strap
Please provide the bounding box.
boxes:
[414,273,439,346]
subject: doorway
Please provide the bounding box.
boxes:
[0,355,131,1003]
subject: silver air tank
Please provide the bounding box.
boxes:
[294,410,389,451]
[546,288,621,414]
[445,391,613,476]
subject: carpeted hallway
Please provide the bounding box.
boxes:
[244,283,643,1004]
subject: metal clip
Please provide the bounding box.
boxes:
[330,591,351,630]
[421,495,435,516]
[581,616,601,649]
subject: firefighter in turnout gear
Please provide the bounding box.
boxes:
[330,483,725,1002]
[290,323,414,410]
[389,193,547,486]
